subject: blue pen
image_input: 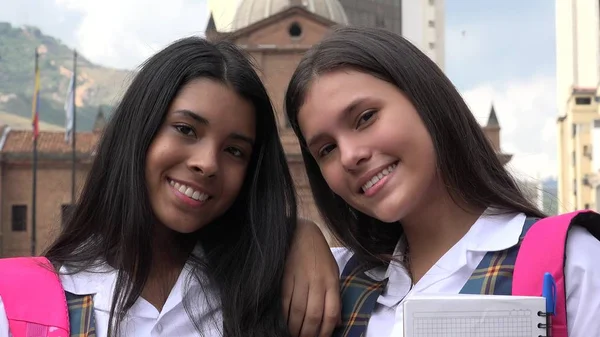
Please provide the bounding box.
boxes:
[542,272,556,315]
[542,272,556,336]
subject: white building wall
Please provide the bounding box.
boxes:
[555,0,600,117]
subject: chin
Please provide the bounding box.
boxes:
[171,224,207,234]
[368,203,407,223]
[371,212,402,223]
[161,220,208,234]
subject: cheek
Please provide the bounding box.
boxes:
[409,129,436,164]
[223,165,249,199]
[146,146,174,179]
[320,164,347,195]
[381,122,428,156]
[145,132,173,168]
[145,146,161,184]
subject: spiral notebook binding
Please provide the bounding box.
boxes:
[536,311,551,337]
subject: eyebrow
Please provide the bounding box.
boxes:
[305,97,367,148]
[174,109,209,125]
[231,133,255,146]
[173,109,255,146]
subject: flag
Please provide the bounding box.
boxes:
[31,50,40,140]
[65,73,74,143]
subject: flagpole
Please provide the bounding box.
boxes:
[71,50,77,203]
[31,48,39,256]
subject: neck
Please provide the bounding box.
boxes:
[401,184,484,282]
[142,225,195,311]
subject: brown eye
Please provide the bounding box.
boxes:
[318,144,336,158]
[226,147,244,158]
[174,124,195,137]
[357,110,376,127]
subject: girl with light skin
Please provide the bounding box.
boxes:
[285,26,600,337]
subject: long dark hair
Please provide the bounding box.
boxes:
[45,37,296,337]
[285,26,544,268]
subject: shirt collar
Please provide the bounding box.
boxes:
[59,243,207,315]
[364,209,526,281]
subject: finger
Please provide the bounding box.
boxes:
[282,273,295,324]
[318,289,342,337]
[299,284,325,337]
[287,280,309,337]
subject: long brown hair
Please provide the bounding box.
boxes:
[285,26,545,268]
[45,37,296,337]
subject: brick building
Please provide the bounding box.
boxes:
[0,0,510,256]
[0,117,103,257]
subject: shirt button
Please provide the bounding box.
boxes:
[156,323,163,333]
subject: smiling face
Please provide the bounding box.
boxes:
[298,69,439,223]
[145,78,256,233]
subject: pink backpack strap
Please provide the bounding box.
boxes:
[513,210,600,337]
[0,257,70,337]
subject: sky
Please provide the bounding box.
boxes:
[0,0,558,181]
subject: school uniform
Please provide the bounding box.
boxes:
[0,246,222,337]
[331,211,600,337]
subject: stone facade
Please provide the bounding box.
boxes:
[209,6,338,240]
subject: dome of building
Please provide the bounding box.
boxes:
[231,0,348,31]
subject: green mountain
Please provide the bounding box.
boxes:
[0,22,131,130]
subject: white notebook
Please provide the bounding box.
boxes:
[403,294,547,337]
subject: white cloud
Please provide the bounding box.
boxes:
[0,0,81,48]
[54,0,210,69]
[460,75,558,180]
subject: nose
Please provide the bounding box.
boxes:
[187,145,218,177]
[339,139,371,172]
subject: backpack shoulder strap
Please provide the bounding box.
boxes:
[0,257,70,337]
[513,210,600,337]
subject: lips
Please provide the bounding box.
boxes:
[168,178,210,202]
[361,162,398,193]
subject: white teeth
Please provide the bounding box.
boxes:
[168,179,210,202]
[361,163,397,193]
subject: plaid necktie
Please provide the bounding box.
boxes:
[333,256,388,337]
[66,291,97,337]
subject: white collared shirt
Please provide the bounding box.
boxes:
[0,248,223,337]
[332,211,600,337]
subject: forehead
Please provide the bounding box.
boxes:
[170,78,256,135]
[297,70,391,136]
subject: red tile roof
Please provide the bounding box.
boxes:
[1,129,302,156]
[1,130,101,154]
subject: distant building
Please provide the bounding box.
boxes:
[541,178,559,215]
[339,0,445,69]
[207,0,445,68]
[517,178,560,216]
[0,111,104,257]
[481,104,512,166]
[555,0,600,211]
